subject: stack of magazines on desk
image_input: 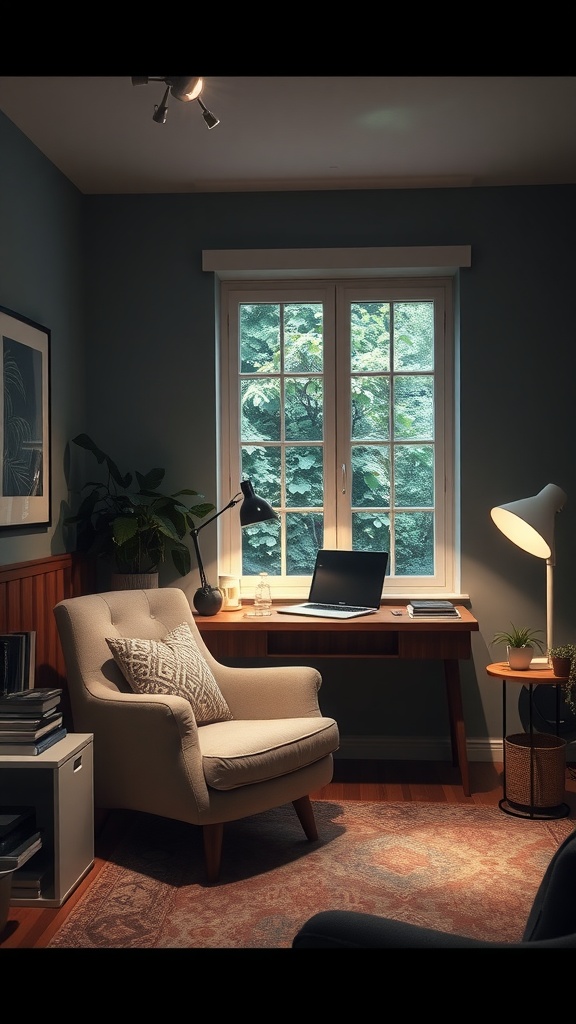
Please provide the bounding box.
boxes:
[0,688,66,755]
[407,600,461,619]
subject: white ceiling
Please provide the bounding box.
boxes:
[1,76,575,195]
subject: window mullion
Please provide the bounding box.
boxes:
[334,283,351,547]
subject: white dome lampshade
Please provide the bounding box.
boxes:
[490,484,567,559]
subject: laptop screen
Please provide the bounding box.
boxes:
[308,549,388,608]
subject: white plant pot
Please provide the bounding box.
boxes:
[507,645,534,670]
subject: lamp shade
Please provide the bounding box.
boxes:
[239,480,278,527]
[490,483,567,559]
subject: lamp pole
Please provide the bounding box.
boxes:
[546,556,554,657]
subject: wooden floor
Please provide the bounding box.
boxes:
[2,758,576,949]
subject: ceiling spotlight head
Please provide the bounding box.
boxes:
[168,77,203,102]
[152,85,170,124]
[198,96,220,130]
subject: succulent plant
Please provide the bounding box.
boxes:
[491,624,545,652]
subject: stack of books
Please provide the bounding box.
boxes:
[0,688,66,755]
[0,806,43,872]
[9,850,50,899]
[407,600,461,619]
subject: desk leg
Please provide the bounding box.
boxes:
[444,659,470,796]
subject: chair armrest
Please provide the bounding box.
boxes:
[79,684,200,748]
[74,686,211,812]
[211,663,324,719]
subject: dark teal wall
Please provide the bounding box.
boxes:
[0,110,86,566]
[1,107,575,752]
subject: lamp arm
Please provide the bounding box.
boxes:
[189,493,242,590]
[192,494,242,536]
[190,530,208,591]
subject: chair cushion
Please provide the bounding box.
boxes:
[106,621,233,725]
[198,717,339,790]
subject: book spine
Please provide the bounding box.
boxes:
[0,726,67,756]
[0,714,63,738]
[0,822,37,854]
[0,634,33,694]
[0,833,42,870]
[0,695,62,715]
[0,687,63,712]
[0,641,10,696]
[11,632,36,691]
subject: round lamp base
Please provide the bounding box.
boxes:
[193,586,223,617]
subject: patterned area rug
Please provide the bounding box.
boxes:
[48,801,574,949]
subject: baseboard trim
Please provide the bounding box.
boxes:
[334,735,576,762]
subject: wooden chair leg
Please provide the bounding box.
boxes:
[292,794,318,841]
[203,822,224,883]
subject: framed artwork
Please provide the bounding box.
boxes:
[0,306,51,528]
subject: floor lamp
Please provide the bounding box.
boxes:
[490,483,567,658]
[191,479,278,617]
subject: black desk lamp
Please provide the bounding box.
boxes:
[191,479,278,616]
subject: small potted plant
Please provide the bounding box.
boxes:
[491,623,545,671]
[548,644,576,712]
[65,434,215,587]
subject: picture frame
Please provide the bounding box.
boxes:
[0,306,51,528]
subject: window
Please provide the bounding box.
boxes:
[208,248,467,601]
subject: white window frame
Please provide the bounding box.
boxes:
[204,247,470,600]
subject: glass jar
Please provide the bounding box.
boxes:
[253,572,272,616]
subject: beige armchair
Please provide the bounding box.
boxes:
[53,588,339,883]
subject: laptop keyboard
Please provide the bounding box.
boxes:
[307,603,369,613]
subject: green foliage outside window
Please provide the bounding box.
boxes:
[238,298,437,578]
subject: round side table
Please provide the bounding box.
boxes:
[486,661,570,820]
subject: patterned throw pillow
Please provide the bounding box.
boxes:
[106,622,233,725]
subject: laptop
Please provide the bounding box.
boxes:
[276,549,388,620]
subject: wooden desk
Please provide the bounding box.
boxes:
[196,605,479,796]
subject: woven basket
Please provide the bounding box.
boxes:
[505,732,566,808]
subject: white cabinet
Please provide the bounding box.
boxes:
[0,733,94,907]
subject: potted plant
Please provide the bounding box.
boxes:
[65,434,215,587]
[549,644,576,712]
[491,623,545,671]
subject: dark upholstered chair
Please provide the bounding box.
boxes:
[292,826,576,948]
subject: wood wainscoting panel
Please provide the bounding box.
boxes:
[0,554,96,726]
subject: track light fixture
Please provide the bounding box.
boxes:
[131,76,220,129]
